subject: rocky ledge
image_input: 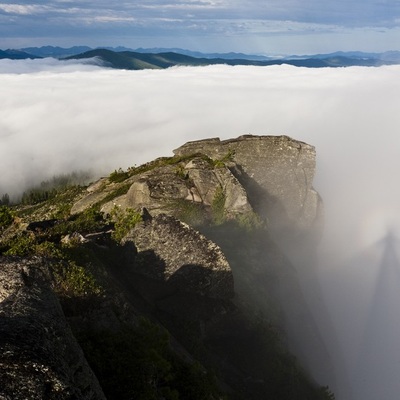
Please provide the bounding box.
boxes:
[72,135,322,237]
[174,135,322,230]
[0,134,335,400]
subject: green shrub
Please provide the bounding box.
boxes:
[318,386,336,400]
[0,206,13,230]
[0,193,10,206]
[212,149,235,168]
[235,211,264,232]
[211,185,226,225]
[52,207,105,236]
[174,164,189,180]
[110,207,142,242]
[170,199,206,227]
[109,168,130,183]
[97,183,131,206]
[53,260,103,298]
[3,232,36,256]
[127,153,213,177]
[19,171,92,205]
[51,202,73,220]
[35,241,64,258]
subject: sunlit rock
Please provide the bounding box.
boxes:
[174,134,322,232]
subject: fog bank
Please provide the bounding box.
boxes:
[2,59,400,399]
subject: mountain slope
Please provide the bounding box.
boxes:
[0,49,40,59]
[0,135,336,399]
[21,45,92,58]
[2,45,399,67]
[66,48,396,69]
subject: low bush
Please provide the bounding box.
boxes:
[109,168,130,183]
[0,206,13,230]
[110,207,142,241]
[211,185,226,225]
[52,260,103,298]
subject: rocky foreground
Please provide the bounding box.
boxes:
[0,135,335,400]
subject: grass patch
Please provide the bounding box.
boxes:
[211,185,226,225]
[0,206,14,230]
[169,199,207,227]
[109,168,130,183]
[110,207,142,242]
[97,183,131,207]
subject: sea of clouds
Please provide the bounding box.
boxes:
[1,58,400,399]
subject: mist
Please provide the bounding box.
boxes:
[2,58,400,399]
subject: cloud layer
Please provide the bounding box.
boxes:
[1,61,399,238]
[1,61,400,245]
[1,59,400,399]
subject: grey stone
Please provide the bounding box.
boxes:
[0,256,106,400]
[174,134,322,231]
[123,213,234,300]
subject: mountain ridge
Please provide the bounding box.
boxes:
[0,135,337,399]
[2,45,399,67]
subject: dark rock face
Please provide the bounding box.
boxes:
[123,213,234,300]
[0,256,106,400]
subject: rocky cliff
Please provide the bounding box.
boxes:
[0,135,335,400]
[174,135,322,231]
[0,257,106,400]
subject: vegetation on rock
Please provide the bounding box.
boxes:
[211,185,227,225]
[0,137,335,400]
[110,206,142,241]
[0,206,13,230]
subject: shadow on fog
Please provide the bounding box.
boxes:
[352,231,400,400]
[321,230,400,400]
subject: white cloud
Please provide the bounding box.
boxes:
[0,57,105,74]
[1,61,399,257]
[0,3,50,15]
[1,60,400,399]
[139,0,224,9]
[82,15,136,24]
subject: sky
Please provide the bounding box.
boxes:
[1,0,400,54]
[1,59,400,399]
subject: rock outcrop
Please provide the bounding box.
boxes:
[174,135,322,231]
[0,256,106,400]
[79,135,322,247]
[0,134,336,400]
[99,156,253,221]
[122,212,234,300]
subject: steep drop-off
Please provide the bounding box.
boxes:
[0,135,335,399]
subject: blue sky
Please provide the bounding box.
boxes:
[1,1,400,55]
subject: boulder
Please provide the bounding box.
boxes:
[122,213,234,300]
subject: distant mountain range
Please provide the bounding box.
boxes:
[1,45,400,68]
[0,48,42,60]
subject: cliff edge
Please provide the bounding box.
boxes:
[0,134,335,400]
